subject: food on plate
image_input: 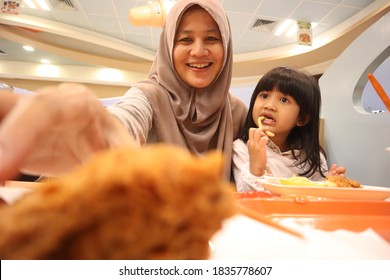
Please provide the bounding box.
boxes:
[0,144,235,260]
[279,176,326,187]
[257,116,275,137]
[280,175,363,188]
[325,175,363,188]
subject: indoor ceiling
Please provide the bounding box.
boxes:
[0,0,389,86]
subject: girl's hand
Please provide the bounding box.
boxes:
[247,127,269,177]
[328,163,347,176]
[0,83,136,182]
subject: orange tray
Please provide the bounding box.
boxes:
[235,192,390,242]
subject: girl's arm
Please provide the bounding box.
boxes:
[232,138,267,192]
[247,127,268,176]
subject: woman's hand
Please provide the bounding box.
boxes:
[0,89,18,120]
[247,127,268,177]
[0,83,135,181]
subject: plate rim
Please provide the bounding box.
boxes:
[257,177,390,200]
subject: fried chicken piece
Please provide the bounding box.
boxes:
[325,175,363,188]
[0,197,6,206]
[0,144,235,260]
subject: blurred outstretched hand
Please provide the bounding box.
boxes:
[0,83,136,181]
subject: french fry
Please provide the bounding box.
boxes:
[257,116,275,137]
[257,116,264,129]
[265,131,275,137]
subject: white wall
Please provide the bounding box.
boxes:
[230,85,253,107]
[320,12,390,187]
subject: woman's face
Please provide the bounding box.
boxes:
[173,6,224,89]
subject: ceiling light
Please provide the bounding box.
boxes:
[128,0,176,27]
[36,0,50,10]
[274,19,294,36]
[37,64,59,77]
[23,0,50,11]
[23,0,37,9]
[40,58,51,64]
[97,68,124,82]
[161,0,175,14]
[23,45,35,51]
[285,25,297,37]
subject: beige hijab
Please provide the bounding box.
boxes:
[132,0,247,179]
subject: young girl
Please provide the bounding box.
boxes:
[232,66,345,192]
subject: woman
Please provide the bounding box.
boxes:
[0,0,247,182]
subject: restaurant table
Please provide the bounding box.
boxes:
[235,191,390,241]
[210,191,390,259]
[1,183,390,259]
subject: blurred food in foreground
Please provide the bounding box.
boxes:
[0,144,234,260]
[0,197,7,206]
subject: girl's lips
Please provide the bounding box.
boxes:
[261,115,275,126]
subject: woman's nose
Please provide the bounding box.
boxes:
[190,41,209,56]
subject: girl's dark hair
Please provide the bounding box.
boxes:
[240,66,327,178]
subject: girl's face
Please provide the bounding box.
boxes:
[252,89,302,141]
[173,6,224,89]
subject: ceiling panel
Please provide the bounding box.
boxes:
[256,0,302,19]
[0,0,387,84]
[223,0,261,14]
[342,0,377,8]
[291,2,337,22]
[322,5,360,25]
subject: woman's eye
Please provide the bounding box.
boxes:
[206,36,220,41]
[182,38,192,42]
[175,37,192,43]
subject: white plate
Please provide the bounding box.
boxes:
[258,177,390,201]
